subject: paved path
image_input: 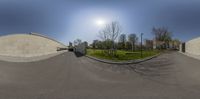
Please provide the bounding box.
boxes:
[0,51,200,99]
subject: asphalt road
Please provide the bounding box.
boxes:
[0,51,200,99]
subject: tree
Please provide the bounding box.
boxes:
[69,42,73,47]
[99,21,121,50]
[152,27,172,49]
[128,33,138,51]
[92,40,98,49]
[92,40,105,49]
[83,41,88,48]
[171,39,181,49]
[98,21,122,56]
[118,34,126,49]
[125,41,132,50]
[96,41,103,49]
[74,39,82,46]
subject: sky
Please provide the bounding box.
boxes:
[0,0,200,45]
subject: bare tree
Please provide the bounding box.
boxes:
[128,33,138,51]
[98,21,122,56]
[99,30,109,41]
[152,27,172,49]
[99,21,121,49]
[74,39,82,46]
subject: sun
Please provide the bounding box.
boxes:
[95,19,106,26]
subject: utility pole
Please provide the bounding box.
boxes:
[141,33,143,58]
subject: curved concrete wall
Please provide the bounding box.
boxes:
[0,33,66,57]
[186,37,200,55]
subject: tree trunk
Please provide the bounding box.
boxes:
[134,43,136,51]
[131,42,133,52]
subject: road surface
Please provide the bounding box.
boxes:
[0,51,200,99]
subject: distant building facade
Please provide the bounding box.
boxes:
[153,39,165,49]
[145,39,153,50]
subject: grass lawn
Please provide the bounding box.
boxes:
[86,49,160,61]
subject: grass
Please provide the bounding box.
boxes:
[86,49,160,62]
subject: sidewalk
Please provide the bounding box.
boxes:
[179,52,200,61]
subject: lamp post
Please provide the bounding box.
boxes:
[141,33,143,58]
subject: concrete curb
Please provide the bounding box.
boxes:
[85,53,161,65]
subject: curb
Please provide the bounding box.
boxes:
[85,53,161,65]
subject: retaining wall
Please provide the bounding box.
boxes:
[0,33,66,57]
[185,37,200,55]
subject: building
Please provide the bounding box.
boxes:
[153,39,165,49]
[145,39,153,50]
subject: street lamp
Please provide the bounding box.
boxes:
[141,33,143,58]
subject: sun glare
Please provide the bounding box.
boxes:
[95,19,106,26]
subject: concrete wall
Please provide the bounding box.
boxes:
[185,37,200,55]
[0,33,66,57]
[179,44,182,52]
